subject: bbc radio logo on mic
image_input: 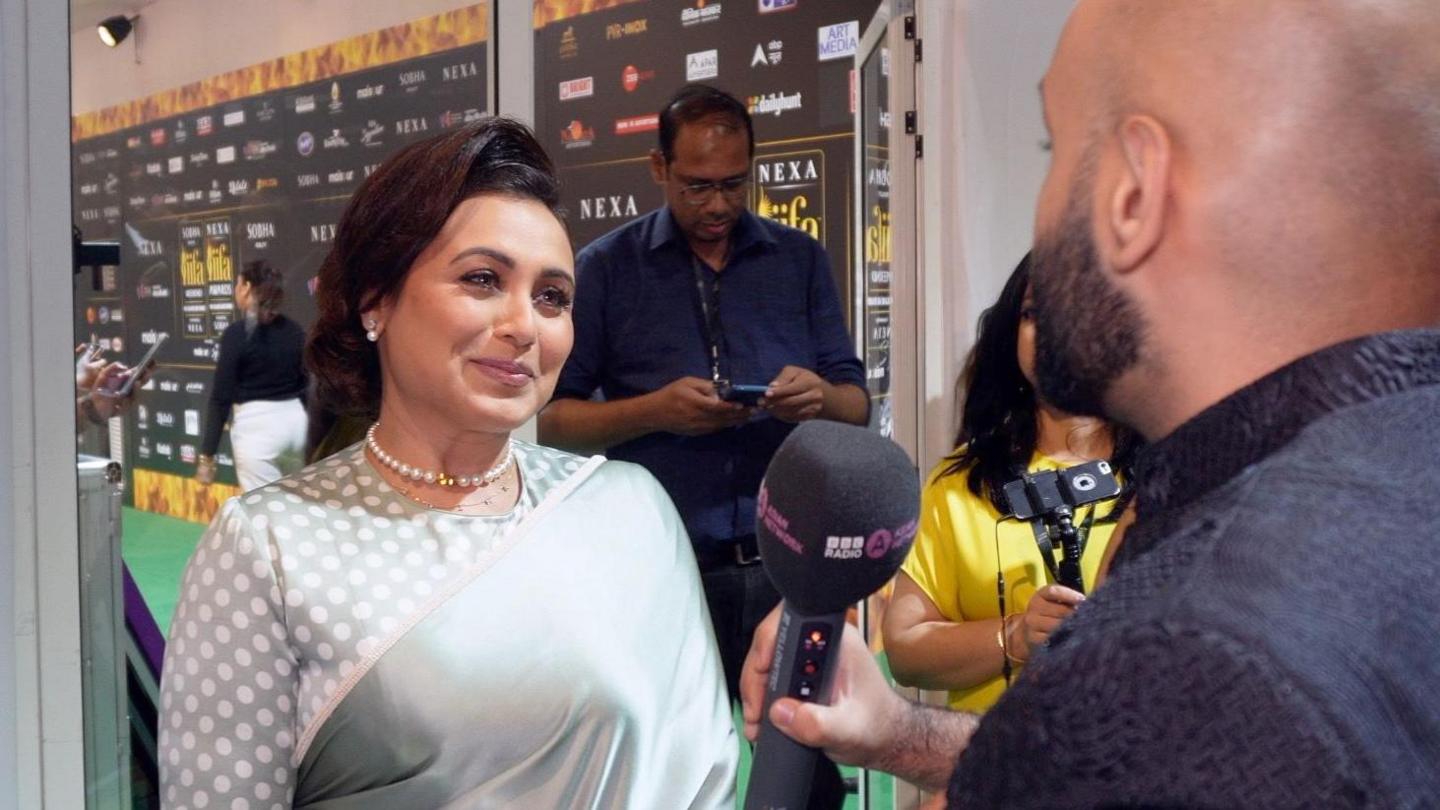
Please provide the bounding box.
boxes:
[824,536,866,560]
[826,522,918,561]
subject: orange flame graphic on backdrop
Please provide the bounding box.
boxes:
[132,468,240,525]
[72,4,489,141]
[533,0,648,29]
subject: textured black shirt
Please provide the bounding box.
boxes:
[949,329,1440,808]
[202,315,307,456]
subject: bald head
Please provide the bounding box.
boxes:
[1030,0,1440,438]
[1062,0,1440,278]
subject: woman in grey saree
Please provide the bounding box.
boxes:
[158,119,737,809]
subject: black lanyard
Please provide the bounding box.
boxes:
[1028,506,1097,586]
[689,253,729,389]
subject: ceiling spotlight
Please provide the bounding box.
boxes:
[97,15,137,48]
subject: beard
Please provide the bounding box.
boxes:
[1030,167,1146,419]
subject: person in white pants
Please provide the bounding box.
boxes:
[196,259,308,491]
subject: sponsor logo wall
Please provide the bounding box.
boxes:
[72,23,488,519]
[535,0,880,328]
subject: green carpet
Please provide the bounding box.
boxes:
[121,506,205,632]
[121,506,899,807]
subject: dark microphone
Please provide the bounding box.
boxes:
[745,421,920,810]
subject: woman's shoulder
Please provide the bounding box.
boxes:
[518,441,669,503]
[204,443,377,540]
[520,441,643,484]
[925,454,976,494]
[233,442,369,506]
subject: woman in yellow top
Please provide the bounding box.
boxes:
[882,253,1140,713]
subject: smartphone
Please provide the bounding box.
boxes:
[1002,460,1120,520]
[106,335,166,398]
[723,383,769,406]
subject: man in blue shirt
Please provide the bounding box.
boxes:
[540,86,866,797]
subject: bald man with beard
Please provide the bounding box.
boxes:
[740,1,1440,806]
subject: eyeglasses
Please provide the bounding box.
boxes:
[675,175,749,206]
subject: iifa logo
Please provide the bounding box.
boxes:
[755,150,824,239]
[866,206,891,265]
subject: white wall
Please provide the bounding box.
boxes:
[5,0,87,804]
[0,0,17,792]
[494,0,534,126]
[916,0,1071,470]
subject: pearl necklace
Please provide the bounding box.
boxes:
[365,423,514,488]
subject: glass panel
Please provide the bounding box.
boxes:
[858,20,897,810]
[860,41,893,438]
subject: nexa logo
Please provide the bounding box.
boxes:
[310,224,336,243]
[205,221,229,237]
[824,536,866,560]
[247,222,276,241]
[394,117,429,135]
[579,195,638,221]
[757,158,819,185]
[442,61,478,81]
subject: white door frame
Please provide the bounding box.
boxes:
[2,0,87,807]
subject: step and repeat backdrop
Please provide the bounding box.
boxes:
[532,0,890,427]
[72,5,489,522]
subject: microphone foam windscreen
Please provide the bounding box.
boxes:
[755,421,920,615]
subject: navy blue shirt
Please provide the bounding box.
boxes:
[553,207,866,549]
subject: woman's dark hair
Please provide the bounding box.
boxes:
[305,117,563,418]
[937,253,1141,515]
[658,84,755,163]
[239,259,284,325]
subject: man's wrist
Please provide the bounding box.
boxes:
[870,697,979,793]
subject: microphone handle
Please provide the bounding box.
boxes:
[744,603,848,810]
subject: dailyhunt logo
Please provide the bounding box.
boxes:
[824,536,866,560]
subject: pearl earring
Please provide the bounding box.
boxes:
[366,319,379,342]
